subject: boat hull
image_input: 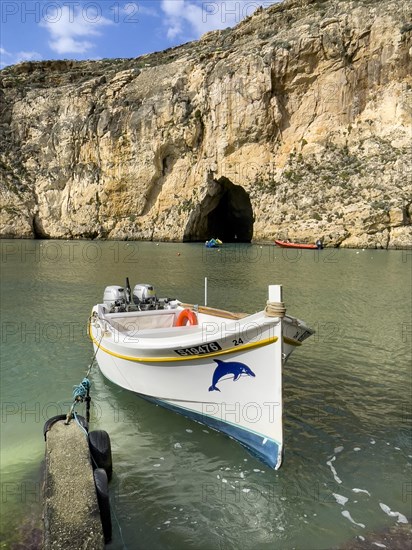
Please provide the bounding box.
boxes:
[274,239,318,249]
[90,312,286,468]
[142,396,282,468]
[90,285,313,468]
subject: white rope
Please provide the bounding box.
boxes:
[264,300,286,318]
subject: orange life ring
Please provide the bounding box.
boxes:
[175,308,198,327]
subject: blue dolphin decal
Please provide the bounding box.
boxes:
[208,359,256,392]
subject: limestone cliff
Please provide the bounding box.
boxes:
[1,0,411,247]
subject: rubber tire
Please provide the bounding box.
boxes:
[94,468,112,543]
[88,430,113,480]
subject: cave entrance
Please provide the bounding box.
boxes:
[183,176,254,242]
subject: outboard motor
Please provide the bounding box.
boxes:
[103,286,126,312]
[133,284,157,309]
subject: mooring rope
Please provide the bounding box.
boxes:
[65,318,104,425]
[264,300,286,318]
[86,315,105,377]
[65,377,91,425]
[73,378,91,400]
[73,410,89,438]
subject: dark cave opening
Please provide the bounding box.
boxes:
[183,176,254,242]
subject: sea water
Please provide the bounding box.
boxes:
[1,241,411,549]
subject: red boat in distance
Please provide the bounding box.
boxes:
[274,239,322,250]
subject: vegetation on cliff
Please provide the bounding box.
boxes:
[0,0,411,247]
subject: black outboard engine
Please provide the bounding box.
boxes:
[133,284,157,310]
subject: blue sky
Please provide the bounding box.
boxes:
[0,0,281,68]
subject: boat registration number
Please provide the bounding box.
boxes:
[174,341,222,356]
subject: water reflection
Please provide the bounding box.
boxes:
[0,241,411,549]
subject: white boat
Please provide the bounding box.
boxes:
[89,281,314,469]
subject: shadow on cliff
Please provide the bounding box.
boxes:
[183,176,254,242]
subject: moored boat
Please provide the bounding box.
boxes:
[275,239,323,249]
[205,238,222,248]
[89,281,314,468]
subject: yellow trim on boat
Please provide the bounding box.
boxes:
[89,325,278,363]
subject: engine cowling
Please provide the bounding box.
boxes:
[133,284,156,305]
[103,286,126,312]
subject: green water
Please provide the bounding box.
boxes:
[1,241,411,549]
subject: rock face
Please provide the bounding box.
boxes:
[0,0,411,247]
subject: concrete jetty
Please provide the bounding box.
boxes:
[43,419,104,549]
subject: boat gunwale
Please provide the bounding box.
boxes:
[96,307,275,342]
[90,326,280,362]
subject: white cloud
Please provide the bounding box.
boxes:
[123,3,160,18]
[40,5,113,55]
[0,46,42,67]
[118,2,160,19]
[167,23,183,40]
[1,46,12,68]
[15,51,43,63]
[160,0,280,41]
[162,0,186,18]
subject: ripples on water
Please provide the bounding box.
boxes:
[0,242,411,549]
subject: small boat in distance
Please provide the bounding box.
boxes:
[205,238,222,248]
[89,281,314,469]
[275,239,323,250]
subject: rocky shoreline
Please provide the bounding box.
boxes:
[0,236,410,250]
[1,0,411,247]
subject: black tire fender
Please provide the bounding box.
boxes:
[88,430,113,480]
[94,468,112,543]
